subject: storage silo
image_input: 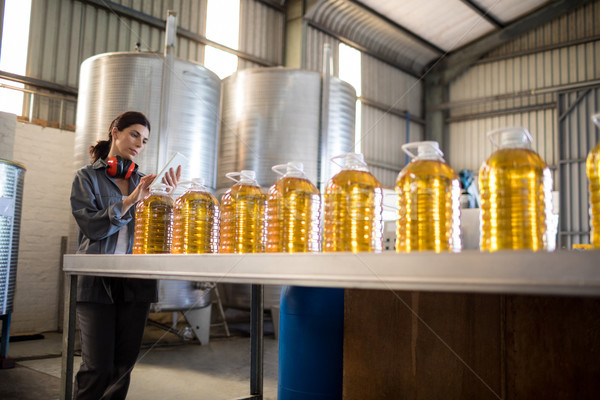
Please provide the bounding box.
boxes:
[73,51,221,342]
[217,67,356,311]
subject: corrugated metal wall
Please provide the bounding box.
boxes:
[305,26,424,187]
[447,0,600,248]
[558,87,600,248]
[361,53,424,187]
[238,0,285,70]
[24,0,285,125]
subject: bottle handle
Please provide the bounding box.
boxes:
[225,172,240,183]
[330,154,346,169]
[488,127,532,148]
[271,164,288,176]
[401,142,443,160]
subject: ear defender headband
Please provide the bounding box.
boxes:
[107,155,138,179]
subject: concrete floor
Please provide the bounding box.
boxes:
[0,313,279,400]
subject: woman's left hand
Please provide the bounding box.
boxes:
[162,165,182,189]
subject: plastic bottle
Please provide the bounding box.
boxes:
[172,178,220,254]
[133,183,174,254]
[266,162,321,253]
[323,152,383,253]
[479,127,553,251]
[395,141,461,253]
[587,113,600,247]
[219,170,266,254]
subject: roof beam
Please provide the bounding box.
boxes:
[348,0,445,55]
[459,0,504,28]
[436,0,594,84]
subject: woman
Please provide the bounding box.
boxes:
[70,111,181,399]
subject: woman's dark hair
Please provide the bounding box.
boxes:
[88,111,151,162]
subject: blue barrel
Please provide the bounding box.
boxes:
[278,286,344,400]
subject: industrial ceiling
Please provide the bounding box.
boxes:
[303,0,592,81]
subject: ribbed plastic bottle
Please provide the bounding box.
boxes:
[323,153,383,253]
[587,113,600,248]
[396,141,461,253]
[479,127,553,251]
[266,162,321,253]
[133,183,174,254]
[219,170,266,254]
[172,178,220,254]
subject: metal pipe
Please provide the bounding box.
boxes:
[250,284,264,397]
[157,11,177,170]
[60,275,77,400]
[319,43,332,192]
[434,80,600,111]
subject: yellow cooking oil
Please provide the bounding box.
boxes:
[266,162,321,253]
[172,178,220,254]
[133,183,174,254]
[323,153,383,253]
[586,113,600,248]
[396,141,461,253]
[219,170,266,254]
[479,127,553,252]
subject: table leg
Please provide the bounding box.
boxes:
[60,274,77,400]
[250,284,264,399]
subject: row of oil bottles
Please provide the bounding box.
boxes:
[132,121,600,254]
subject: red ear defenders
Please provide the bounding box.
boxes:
[107,156,138,179]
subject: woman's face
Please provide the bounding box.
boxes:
[110,124,149,160]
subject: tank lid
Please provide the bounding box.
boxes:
[0,158,27,170]
[488,127,533,149]
[331,152,369,172]
[402,141,444,161]
[272,162,306,179]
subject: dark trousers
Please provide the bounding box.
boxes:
[74,301,150,400]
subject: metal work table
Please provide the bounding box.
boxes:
[61,250,600,399]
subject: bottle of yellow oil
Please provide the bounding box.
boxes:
[133,183,174,254]
[266,162,321,253]
[172,178,220,254]
[479,127,553,251]
[219,170,266,254]
[323,153,383,253]
[395,141,461,253]
[587,113,600,248]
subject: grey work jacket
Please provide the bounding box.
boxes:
[70,159,157,303]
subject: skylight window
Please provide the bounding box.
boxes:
[204,0,240,79]
[0,0,32,115]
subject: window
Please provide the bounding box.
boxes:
[0,0,32,115]
[204,0,240,79]
[339,43,362,152]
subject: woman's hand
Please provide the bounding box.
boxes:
[122,174,156,213]
[162,165,182,189]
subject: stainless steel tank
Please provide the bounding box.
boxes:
[74,52,221,311]
[75,52,221,189]
[0,159,26,315]
[217,68,356,310]
[218,68,356,189]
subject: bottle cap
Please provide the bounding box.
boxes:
[488,127,533,149]
[272,162,305,178]
[402,141,444,161]
[330,152,369,172]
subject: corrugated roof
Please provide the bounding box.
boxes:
[304,0,560,75]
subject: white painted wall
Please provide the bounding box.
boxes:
[9,121,75,333]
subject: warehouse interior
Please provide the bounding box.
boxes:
[0,0,599,399]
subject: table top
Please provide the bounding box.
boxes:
[63,250,600,297]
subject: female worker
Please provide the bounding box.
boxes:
[70,111,181,399]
